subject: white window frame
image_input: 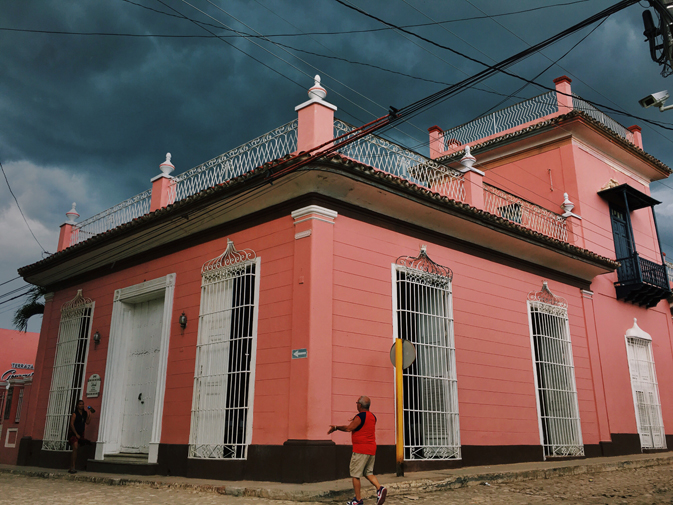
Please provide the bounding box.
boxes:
[625,319,666,450]
[189,239,260,460]
[14,388,24,423]
[43,290,94,451]
[5,428,18,448]
[527,282,584,459]
[391,246,460,461]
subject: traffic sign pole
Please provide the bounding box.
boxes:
[395,338,404,477]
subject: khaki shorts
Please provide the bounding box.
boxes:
[349,452,375,478]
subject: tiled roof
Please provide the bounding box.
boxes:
[19,150,618,279]
[436,110,672,176]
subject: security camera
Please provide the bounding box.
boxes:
[639,90,672,111]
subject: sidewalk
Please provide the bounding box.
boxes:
[1,452,672,502]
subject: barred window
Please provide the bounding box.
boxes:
[393,247,460,461]
[527,282,583,458]
[14,389,24,423]
[626,331,666,449]
[189,240,260,460]
[3,388,13,420]
[42,290,93,451]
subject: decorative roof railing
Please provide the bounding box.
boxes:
[666,260,673,286]
[441,91,635,151]
[483,183,568,242]
[168,119,298,203]
[334,119,465,203]
[69,120,298,247]
[70,189,152,246]
[571,95,635,144]
[442,91,558,151]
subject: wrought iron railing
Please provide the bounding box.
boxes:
[334,120,465,203]
[571,95,634,144]
[168,119,298,203]
[617,253,670,291]
[483,183,568,242]
[69,121,298,247]
[70,189,152,246]
[666,260,673,286]
[442,91,558,151]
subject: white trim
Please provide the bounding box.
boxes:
[294,97,338,112]
[294,230,312,240]
[4,428,18,448]
[291,205,338,222]
[526,301,547,462]
[96,274,176,463]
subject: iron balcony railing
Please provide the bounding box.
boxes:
[442,91,558,151]
[616,253,670,291]
[333,119,466,203]
[441,91,635,150]
[70,189,152,246]
[666,260,673,286]
[168,119,298,204]
[483,183,568,242]
[69,120,298,246]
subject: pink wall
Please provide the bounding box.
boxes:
[0,383,32,464]
[0,328,39,381]
[330,214,601,448]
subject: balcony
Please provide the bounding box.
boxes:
[615,253,671,308]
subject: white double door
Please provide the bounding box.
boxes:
[120,298,164,453]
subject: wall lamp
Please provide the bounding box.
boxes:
[179,312,188,329]
[92,331,101,344]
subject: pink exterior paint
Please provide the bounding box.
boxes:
[297,102,335,153]
[627,125,644,150]
[428,126,443,159]
[150,175,174,212]
[57,223,73,252]
[462,170,484,210]
[554,75,573,113]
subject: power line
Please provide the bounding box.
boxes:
[0,276,21,287]
[0,161,48,254]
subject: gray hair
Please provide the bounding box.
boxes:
[358,396,371,410]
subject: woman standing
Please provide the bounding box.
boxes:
[68,400,92,474]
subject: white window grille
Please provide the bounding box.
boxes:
[42,290,94,451]
[189,239,260,460]
[392,246,460,461]
[14,389,24,423]
[527,282,583,458]
[625,320,666,450]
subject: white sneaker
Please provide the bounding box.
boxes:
[377,486,387,505]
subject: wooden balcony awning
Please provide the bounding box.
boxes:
[598,183,660,211]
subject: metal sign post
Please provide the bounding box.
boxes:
[390,339,415,477]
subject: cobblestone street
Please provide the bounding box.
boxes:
[1,463,673,505]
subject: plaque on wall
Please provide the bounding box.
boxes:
[86,374,101,398]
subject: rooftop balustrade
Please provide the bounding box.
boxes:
[440,90,635,153]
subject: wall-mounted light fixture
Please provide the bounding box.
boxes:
[92,331,101,344]
[179,312,187,329]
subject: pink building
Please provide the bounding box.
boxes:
[0,328,39,465]
[15,76,673,482]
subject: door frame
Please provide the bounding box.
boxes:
[95,274,176,463]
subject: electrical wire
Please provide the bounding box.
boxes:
[0,276,21,287]
[0,161,48,254]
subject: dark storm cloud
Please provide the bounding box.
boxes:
[2,0,673,329]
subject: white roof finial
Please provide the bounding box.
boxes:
[66,202,79,224]
[308,74,327,101]
[159,152,175,176]
[460,145,476,170]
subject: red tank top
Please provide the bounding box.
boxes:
[351,411,377,455]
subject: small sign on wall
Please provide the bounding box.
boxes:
[86,374,101,398]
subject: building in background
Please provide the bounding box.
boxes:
[0,328,39,465]
[14,76,673,482]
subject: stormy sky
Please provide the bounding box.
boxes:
[2,0,673,332]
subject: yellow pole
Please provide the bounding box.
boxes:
[395,338,404,476]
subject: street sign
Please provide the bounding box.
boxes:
[292,348,308,359]
[389,340,416,369]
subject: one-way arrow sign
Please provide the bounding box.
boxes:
[292,348,308,359]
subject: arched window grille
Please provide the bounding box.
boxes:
[392,246,460,460]
[625,320,666,449]
[43,290,94,451]
[189,239,260,460]
[527,282,583,458]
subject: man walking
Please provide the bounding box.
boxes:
[328,396,387,505]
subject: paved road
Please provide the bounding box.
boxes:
[1,463,672,504]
